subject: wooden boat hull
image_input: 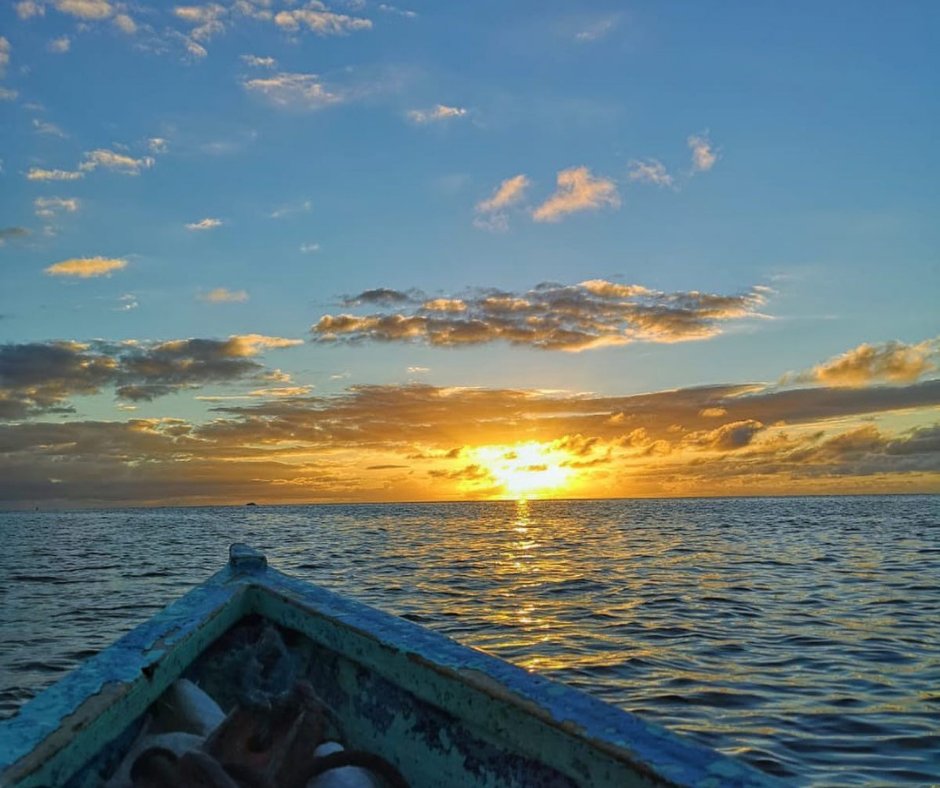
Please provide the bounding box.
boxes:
[0,545,782,787]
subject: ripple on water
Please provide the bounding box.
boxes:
[0,495,938,786]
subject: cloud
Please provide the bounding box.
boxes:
[174,4,227,40]
[273,7,372,36]
[243,72,342,110]
[270,199,311,219]
[15,2,44,19]
[0,334,302,418]
[688,134,718,172]
[185,217,223,231]
[299,242,320,254]
[147,137,168,153]
[201,287,248,303]
[407,104,467,124]
[53,0,112,19]
[241,53,276,68]
[26,167,84,181]
[113,12,136,33]
[0,37,9,76]
[474,174,529,230]
[794,338,939,387]
[116,294,138,311]
[48,35,71,53]
[44,256,127,278]
[34,196,80,218]
[574,15,619,42]
[532,166,620,222]
[422,299,466,313]
[33,118,67,137]
[0,87,17,101]
[378,4,416,18]
[17,0,136,34]
[699,407,727,418]
[342,287,415,306]
[312,280,770,351]
[683,419,765,451]
[248,385,313,398]
[0,227,31,245]
[179,34,208,59]
[80,148,155,175]
[627,159,673,187]
[0,374,937,504]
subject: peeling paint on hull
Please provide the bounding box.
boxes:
[0,545,784,787]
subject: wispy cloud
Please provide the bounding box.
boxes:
[312,280,771,351]
[32,118,68,137]
[532,166,619,222]
[474,174,530,231]
[147,137,168,154]
[270,199,311,219]
[44,256,127,278]
[243,72,342,110]
[299,242,320,254]
[241,53,276,68]
[80,148,155,175]
[201,287,248,303]
[116,293,138,311]
[407,104,467,124]
[688,133,718,172]
[378,4,417,18]
[26,167,84,181]
[34,196,80,218]
[573,15,619,42]
[185,217,223,231]
[273,7,372,36]
[627,159,673,187]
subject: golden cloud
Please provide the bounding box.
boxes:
[201,287,248,303]
[44,256,127,278]
[799,338,939,387]
[532,166,619,222]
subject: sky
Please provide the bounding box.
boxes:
[0,0,938,507]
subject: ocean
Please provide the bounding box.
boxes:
[0,496,938,785]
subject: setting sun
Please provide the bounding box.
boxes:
[470,442,576,499]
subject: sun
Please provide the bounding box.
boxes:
[470,441,575,499]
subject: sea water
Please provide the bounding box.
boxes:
[0,496,938,785]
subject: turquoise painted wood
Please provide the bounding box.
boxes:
[0,545,786,787]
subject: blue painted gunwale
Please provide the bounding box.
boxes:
[0,545,785,787]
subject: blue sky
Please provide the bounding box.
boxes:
[0,1,938,505]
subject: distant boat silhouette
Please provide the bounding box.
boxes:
[246,502,258,507]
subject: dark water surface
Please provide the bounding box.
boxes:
[1,496,938,785]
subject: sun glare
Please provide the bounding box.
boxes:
[470,442,575,499]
